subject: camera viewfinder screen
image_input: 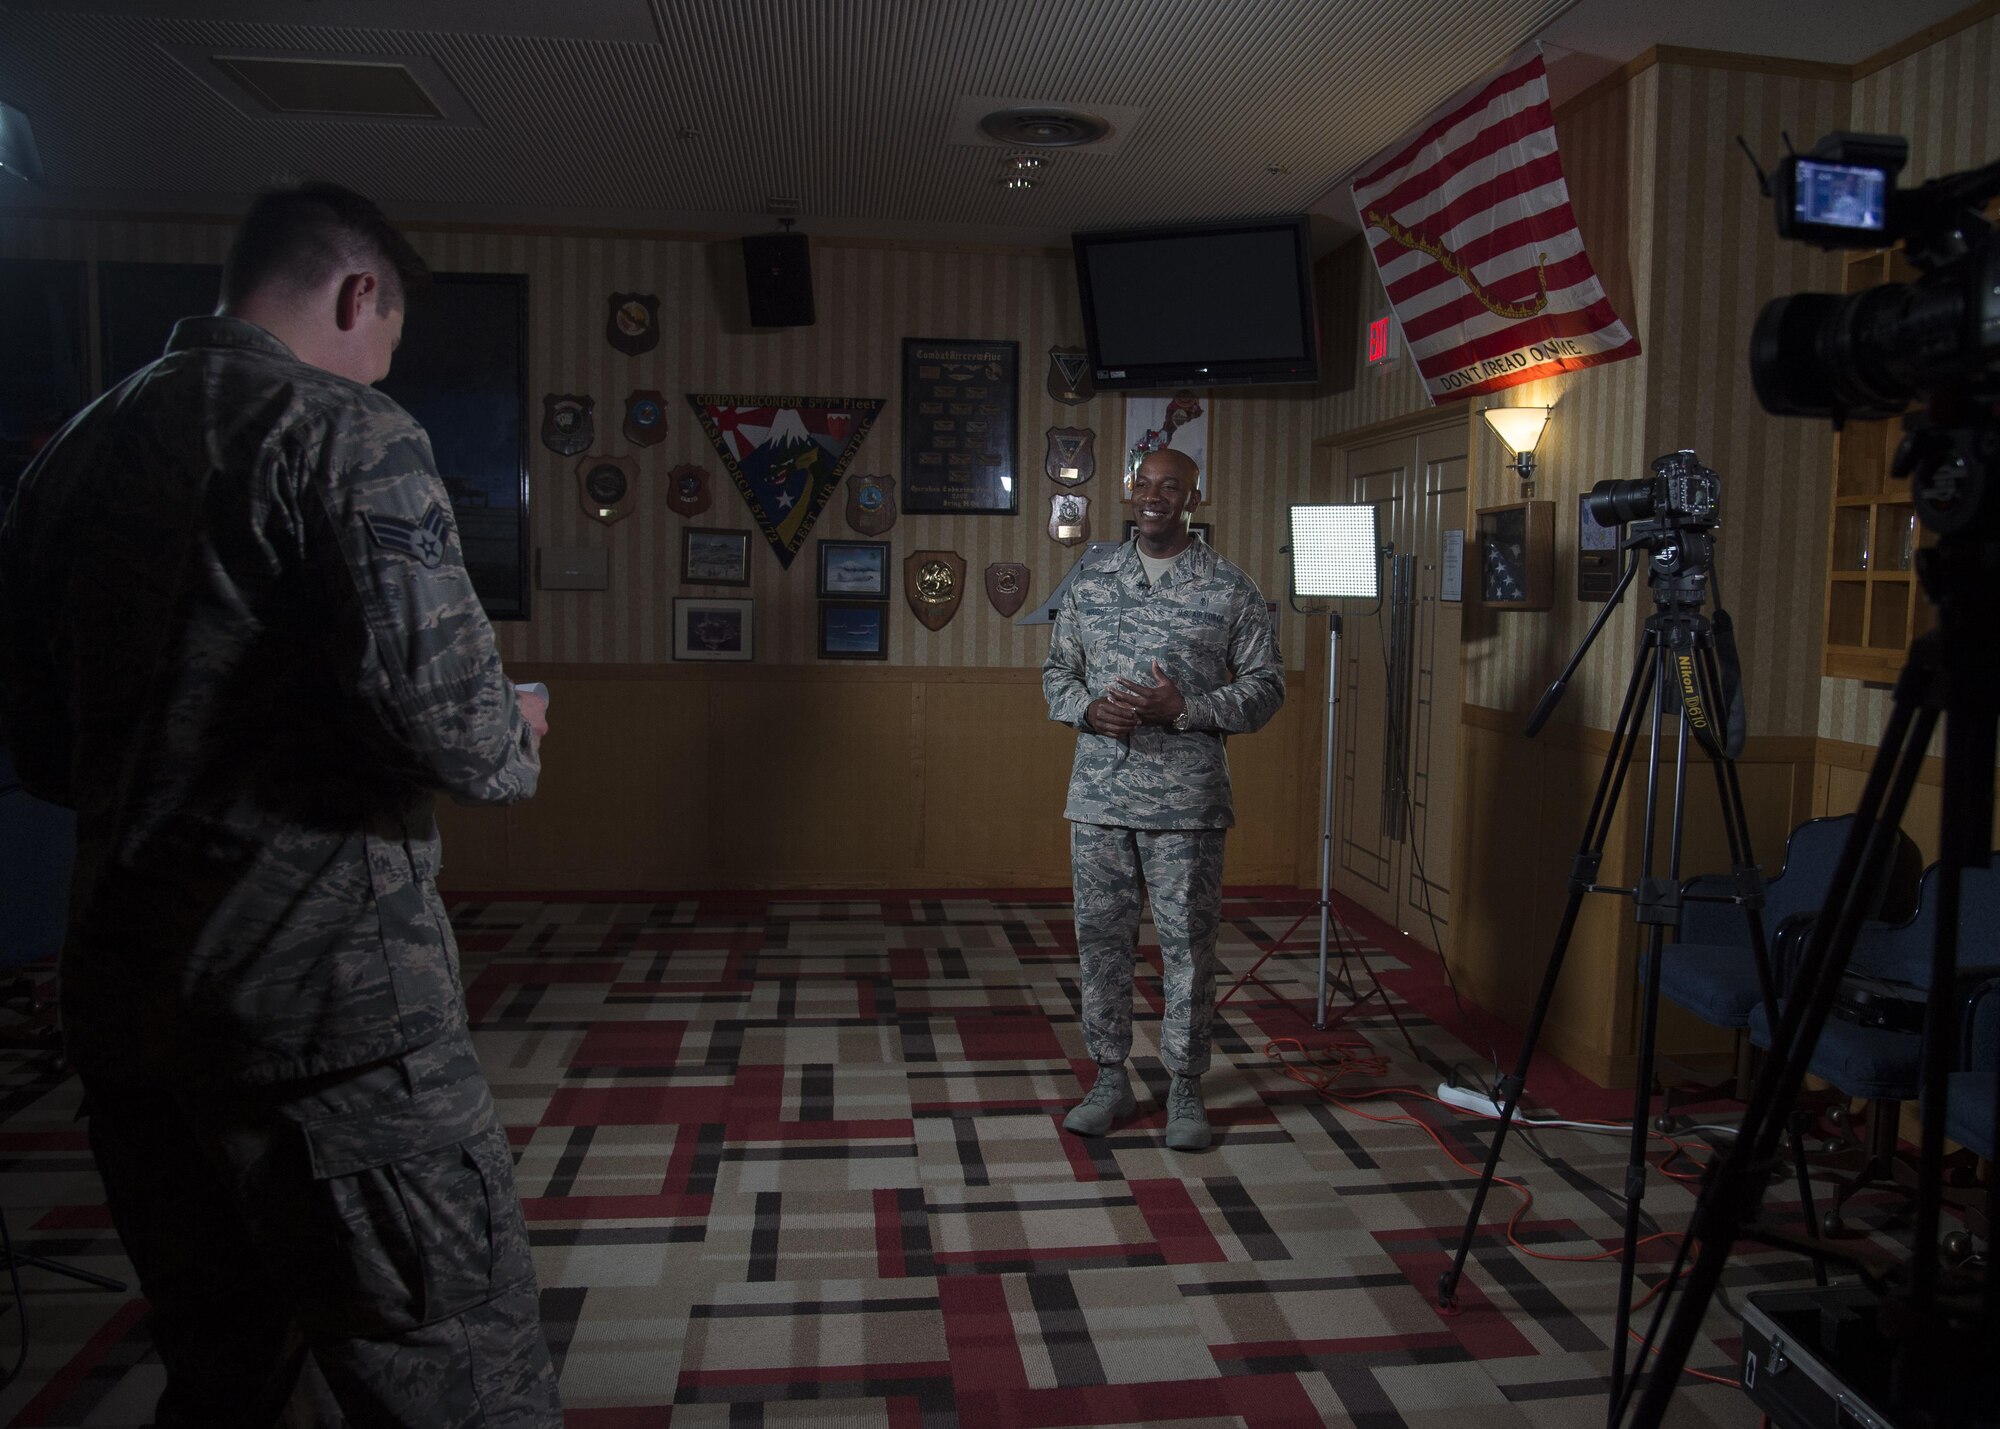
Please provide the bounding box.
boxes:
[1794,161,1887,232]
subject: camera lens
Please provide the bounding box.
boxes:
[1585,477,1654,526]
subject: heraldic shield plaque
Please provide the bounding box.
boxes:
[624,388,668,446]
[605,292,660,355]
[1044,426,1094,486]
[845,473,897,535]
[541,393,594,456]
[985,562,1029,618]
[904,549,966,631]
[1048,492,1089,546]
[578,454,638,525]
[666,464,711,518]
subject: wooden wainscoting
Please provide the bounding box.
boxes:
[435,664,1313,892]
[1812,735,2000,863]
[1449,703,1820,1088]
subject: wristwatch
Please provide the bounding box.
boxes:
[1171,708,1191,732]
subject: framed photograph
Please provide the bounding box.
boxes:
[900,337,1019,514]
[1577,494,1624,602]
[1471,500,1554,610]
[672,597,754,661]
[817,538,891,599]
[819,600,888,660]
[375,273,534,621]
[1121,521,1212,545]
[682,527,751,586]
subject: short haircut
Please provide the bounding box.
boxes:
[1138,447,1200,481]
[220,180,430,314]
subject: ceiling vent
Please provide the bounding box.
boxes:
[163,43,482,128]
[211,56,442,118]
[976,107,1112,149]
[947,95,1142,156]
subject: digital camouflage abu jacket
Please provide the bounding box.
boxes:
[0,317,538,1084]
[1042,538,1284,831]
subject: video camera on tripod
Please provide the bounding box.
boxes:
[1625,133,2000,1429]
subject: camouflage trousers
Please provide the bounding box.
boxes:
[80,1029,561,1429]
[1071,821,1228,1077]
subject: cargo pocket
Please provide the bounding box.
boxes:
[301,1081,508,1333]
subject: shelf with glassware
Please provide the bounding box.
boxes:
[1821,245,1933,684]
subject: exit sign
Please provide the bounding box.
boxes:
[1366,314,1398,366]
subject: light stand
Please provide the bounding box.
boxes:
[1222,506,1413,1049]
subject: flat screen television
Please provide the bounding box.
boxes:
[1071,216,1318,389]
[372,272,533,621]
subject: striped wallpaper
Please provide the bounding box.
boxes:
[1821,9,2000,746]
[1641,60,1848,740]
[0,216,1321,669]
[7,9,1990,720]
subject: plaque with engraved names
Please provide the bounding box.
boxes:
[900,337,1018,514]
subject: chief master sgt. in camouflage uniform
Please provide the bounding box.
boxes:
[0,183,561,1427]
[1042,449,1285,1152]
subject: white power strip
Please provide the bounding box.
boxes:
[1435,1082,1502,1117]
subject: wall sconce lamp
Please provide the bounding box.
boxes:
[1479,405,1552,483]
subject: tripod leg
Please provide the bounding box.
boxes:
[1696,639,1827,1284]
[1608,637,1689,1418]
[1435,633,1660,1310]
[1914,702,1995,1309]
[1625,672,1939,1429]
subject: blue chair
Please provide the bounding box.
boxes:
[1748,858,2000,1232]
[1653,815,1921,1117]
[1947,975,1996,1162]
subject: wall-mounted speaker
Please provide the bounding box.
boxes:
[741,232,815,328]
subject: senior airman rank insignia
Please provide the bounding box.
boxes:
[1044,426,1095,486]
[623,389,667,446]
[606,292,660,355]
[1047,347,1094,404]
[1048,492,1089,545]
[541,393,594,455]
[363,501,452,569]
[905,549,966,631]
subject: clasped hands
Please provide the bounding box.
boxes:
[1085,660,1187,738]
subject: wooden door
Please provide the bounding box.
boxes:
[1332,421,1468,952]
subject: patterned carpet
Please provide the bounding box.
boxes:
[0,890,1881,1426]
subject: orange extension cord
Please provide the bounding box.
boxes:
[1264,1035,1741,1389]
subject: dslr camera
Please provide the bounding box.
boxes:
[1585,449,1720,529]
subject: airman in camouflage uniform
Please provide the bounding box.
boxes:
[1043,450,1284,1152]
[0,184,560,1427]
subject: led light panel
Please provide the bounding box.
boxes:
[1289,504,1380,600]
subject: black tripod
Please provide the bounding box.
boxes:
[1432,473,1812,1417]
[1624,409,2000,1429]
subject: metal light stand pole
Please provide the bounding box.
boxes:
[1219,607,1415,1052]
[1313,613,1343,1030]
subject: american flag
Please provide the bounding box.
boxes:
[1350,48,1638,404]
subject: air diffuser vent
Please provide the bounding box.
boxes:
[976,107,1112,148]
[211,55,443,118]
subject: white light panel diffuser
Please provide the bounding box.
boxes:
[1289,504,1380,600]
